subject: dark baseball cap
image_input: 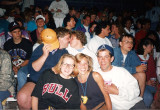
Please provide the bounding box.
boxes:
[97,44,114,56]
[8,21,21,32]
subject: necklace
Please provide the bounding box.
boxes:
[79,75,88,104]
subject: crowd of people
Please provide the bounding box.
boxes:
[0,0,160,109]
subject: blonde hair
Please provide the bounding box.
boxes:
[54,54,76,77]
[74,53,93,76]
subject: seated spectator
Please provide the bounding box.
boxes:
[32,54,81,109]
[6,18,30,41]
[137,38,157,108]
[96,44,146,109]
[75,53,112,110]
[66,30,100,71]
[43,9,56,30]
[89,21,97,39]
[76,15,91,43]
[112,34,146,97]
[108,22,126,48]
[30,15,45,45]
[123,17,135,37]
[0,49,15,109]
[87,21,112,54]
[4,21,33,91]
[27,10,47,33]
[135,18,151,50]
[63,15,76,30]
[17,28,69,109]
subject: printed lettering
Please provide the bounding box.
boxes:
[42,83,49,95]
[62,88,72,102]
[55,84,63,97]
[48,83,57,93]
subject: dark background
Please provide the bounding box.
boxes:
[35,0,160,11]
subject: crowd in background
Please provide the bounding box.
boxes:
[0,0,160,109]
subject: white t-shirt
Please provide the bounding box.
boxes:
[97,66,142,109]
[87,35,112,54]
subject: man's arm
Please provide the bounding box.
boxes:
[32,44,50,72]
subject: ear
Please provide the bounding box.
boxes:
[111,56,114,63]
[143,45,146,49]
[119,41,122,47]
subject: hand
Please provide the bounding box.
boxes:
[146,80,156,87]
[42,44,51,57]
[136,65,147,73]
[13,65,20,75]
[51,9,54,12]
[56,9,62,12]
[104,83,119,95]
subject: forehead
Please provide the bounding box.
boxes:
[98,50,110,56]
[11,28,21,32]
[70,18,75,21]
[122,36,133,41]
[36,18,44,22]
[63,34,70,38]
[63,57,74,63]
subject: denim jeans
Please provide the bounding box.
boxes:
[143,85,156,107]
[17,65,29,91]
[0,90,10,109]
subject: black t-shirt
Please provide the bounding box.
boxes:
[4,38,32,66]
[32,69,81,109]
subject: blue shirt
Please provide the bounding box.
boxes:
[112,47,141,74]
[28,44,68,83]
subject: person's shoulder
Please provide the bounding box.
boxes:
[22,38,32,44]
[112,66,129,74]
[58,48,68,53]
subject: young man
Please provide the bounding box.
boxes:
[96,44,146,109]
[87,21,112,54]
[66,30,100,71]
[30,15,45,45]
[17,28,70,110]
[112,34,146,97]
[4,21,32,75]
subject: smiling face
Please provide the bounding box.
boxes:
[77,57,89,75]
[144,44,154,54]
[60,57,75,79]
[97,50,114,72]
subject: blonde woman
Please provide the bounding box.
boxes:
[31,54,80,109]
[75,53,112,110]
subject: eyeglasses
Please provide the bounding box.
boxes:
[122,40,133,44]
[62,63,74,69]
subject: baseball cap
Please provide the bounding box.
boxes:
[8,21,21,32]
[41,28,59,51]
[35,15,45,21]
[97,44,114,56]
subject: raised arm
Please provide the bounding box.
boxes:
[93,72,112,110]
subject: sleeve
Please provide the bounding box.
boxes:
[0,51,13,91]
[48,1,56,11]
[118,69,140,101]
[31,70,50,98]
[61,1,69,15]
[87,40,96,54]
[124,51,141,74]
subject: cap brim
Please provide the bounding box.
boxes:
[43,39,59,51]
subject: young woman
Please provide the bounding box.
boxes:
[137,38,157,108]
[31,54,80,110]
[75,53,112,110]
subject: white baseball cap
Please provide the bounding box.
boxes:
[35,15,45,21]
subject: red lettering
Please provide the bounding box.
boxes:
[62,88,72,102]
[55,84,63,97]
[42,83,49,95]
[48,83,57,93]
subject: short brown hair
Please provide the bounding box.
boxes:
[74,53,93,76]
[55,27,71,38]
[71,31,87,45]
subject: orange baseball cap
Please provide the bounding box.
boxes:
[41,28,60,51]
